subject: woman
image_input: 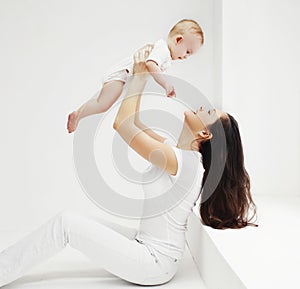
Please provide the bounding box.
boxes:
[0,46,257,287]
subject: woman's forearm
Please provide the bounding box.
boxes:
[113,45,152,141]
[113,75,147,128]
[134,83,166,143]
[113,74,148,144]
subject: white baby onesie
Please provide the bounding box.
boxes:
[102,39,173,84]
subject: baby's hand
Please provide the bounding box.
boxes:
[165,83,176,98]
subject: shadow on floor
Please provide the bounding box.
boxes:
[3,269,144,288]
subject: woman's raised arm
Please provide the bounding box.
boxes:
[113,46,178,175]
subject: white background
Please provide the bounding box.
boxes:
[222,0,300,197]
[0,0,299,233]
[0,0,219,231]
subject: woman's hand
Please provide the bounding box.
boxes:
[133,44,153,76]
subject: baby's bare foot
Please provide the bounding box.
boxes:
[67,111,80,133]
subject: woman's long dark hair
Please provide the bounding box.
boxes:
[199,114,257,229]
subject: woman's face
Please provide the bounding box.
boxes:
[184,107,227,134]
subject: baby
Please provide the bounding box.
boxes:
[67,19,204,133]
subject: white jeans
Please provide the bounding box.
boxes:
[0,210,180,287]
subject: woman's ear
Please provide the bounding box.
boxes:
[198,130,213,140]
[175,35,183,44]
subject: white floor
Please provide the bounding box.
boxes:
[187,194,300,289]
[0,235,207,289]
[2,194,299,289]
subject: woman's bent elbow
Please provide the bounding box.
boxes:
[113,121,119,131]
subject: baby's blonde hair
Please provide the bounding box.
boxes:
[169,19,204,45]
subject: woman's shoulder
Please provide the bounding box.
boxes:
[163,138,201,158]
[163,138,203,172]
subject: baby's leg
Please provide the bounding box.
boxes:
[67,80,124,133]
[0,210,177,287]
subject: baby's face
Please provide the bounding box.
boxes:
[169,32,202,60]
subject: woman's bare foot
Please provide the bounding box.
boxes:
[67,111,80,133]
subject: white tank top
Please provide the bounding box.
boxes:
[135,139,204,260]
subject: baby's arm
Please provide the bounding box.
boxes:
[146,60,176,97]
